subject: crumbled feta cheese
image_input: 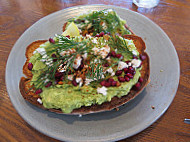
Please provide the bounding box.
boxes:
[132,50,138,56]
[99,45,110,59]
[44,79,49,83]
[76,77,83,87]
[106,56,111,63]
[82,52,88,60]
[79,81,83,87]
[92,45,110,59]
[92,46,99,55]
[92,38,98,44]
[85,78,93,85]
[97,86,108,96]
[115,48,118,53]
[94,58,101,63]
[106,68,115,76]
[131,59,141,68]
[68,75,74,81]
[128,62,132,66]
[33,47,46,55]
[60,51,68,56]
[76,77,82,83]
[73,55,82,69]
[86,34,92,38]
[117,61,128,70]
[37,98,42,104]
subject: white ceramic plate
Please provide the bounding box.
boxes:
[6,5,180,142]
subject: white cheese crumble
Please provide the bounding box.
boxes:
[92,46,99,55]
[85,78,94,86]
[37,98,42,104]
[92,38,98,44]
[33,47,46,55]
[131,59,141,68]
[106,56,111,63]
[117,61,128,70]
[76,77,83,87]
[99,45,110,59]
[68,75,73,81]
[92,45,110,59]
[97,86,108,96]
[82,52,88,60]
[132,50,138,56]
[73,55,82,69]
[106,68,115,76]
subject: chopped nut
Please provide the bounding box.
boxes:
[116,81,121,87]
[58,81,63,85]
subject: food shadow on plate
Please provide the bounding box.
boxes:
[31,89,147,124]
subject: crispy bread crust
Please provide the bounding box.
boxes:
[19,35,150,115]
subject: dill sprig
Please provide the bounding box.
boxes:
[31,35,90,90]
[70,9,131,35]
[86,61,104,80]
[108,34,133,57]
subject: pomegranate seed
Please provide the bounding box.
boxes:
[55,72,64,78]
[111,51,116,57]
[72,80,78,86]
[115,70,123,76]
[139,77,143,83]
[116,54,122,58]
[112,81,117,86]
[49,38,55,44]
[108,53,112,57]
[51,54,57,62]
[131,70,136,75]
[35,89,42,94]
[104,63,109,67]
[134,82,141,90]
[124,68,129,74]
[100,80,106,86]
[124,75,130,82]
[51,54,56,58]
[118,76,125,82]
[45,81,52,88]
[60,76,64,81]
[129,66,134,71]
[105,81,111,87]
[28,63,33,70]
[126,73,133,79]
[107,78,114,82]
[125,61,130,64]
[95,34,100,37]
[99,31,105,37]
[66,35,70,38]
[140,54,146,61]
[79,63,84,70]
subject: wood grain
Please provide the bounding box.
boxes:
[0,0,190,141]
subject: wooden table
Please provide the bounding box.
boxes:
[1,0,190,141]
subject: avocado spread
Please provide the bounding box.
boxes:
[28,9,142,113]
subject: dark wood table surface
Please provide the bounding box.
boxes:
[1,0,190,141]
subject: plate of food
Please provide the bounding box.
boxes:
[6,5,180,142]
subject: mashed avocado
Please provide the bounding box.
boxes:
[28,10,142,113]
[29,34,141,113]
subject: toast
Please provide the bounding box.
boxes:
[19,35,150,115]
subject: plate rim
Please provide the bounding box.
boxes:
[5,4,180,142]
